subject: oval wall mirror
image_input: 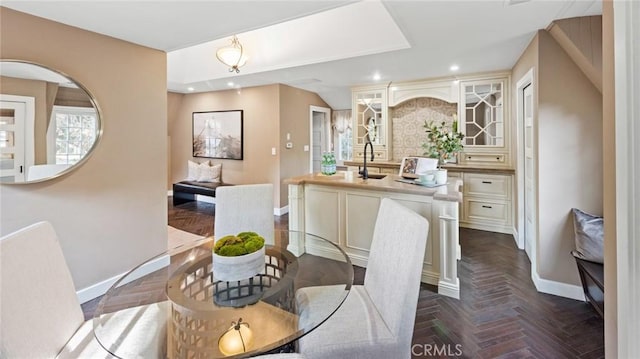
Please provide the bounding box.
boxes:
[0,60,102,184]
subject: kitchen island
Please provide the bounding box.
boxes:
[285,171,462,299]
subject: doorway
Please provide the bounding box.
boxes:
[309,106,331,173]
[516,69,536,267]
[0,95,35,183]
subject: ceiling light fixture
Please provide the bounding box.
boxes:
[227,81,234,87]
[187,87,195,92]
[373,73,381,81]
[450,64,460,72]
[216,36,248,73]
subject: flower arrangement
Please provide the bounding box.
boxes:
[214,232,265,257]
[422,116,464,168]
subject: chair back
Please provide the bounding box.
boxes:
[214,184,275,244]
[364,199,429,343]
[0,221,84,358]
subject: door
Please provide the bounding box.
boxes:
[309,106,331,173]
[0,100,26,182]
[523,83,535,260]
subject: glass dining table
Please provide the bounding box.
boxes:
[92,230,353,359]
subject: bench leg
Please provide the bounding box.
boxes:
[173,192,196,206]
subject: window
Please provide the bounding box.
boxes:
[48,106,97,165]
[337,127,353,161]
[332,110,353,162]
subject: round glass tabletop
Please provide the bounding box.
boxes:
[93,230,353,359]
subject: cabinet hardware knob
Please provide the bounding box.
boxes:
[482,205,493,209]
[496,157,501,160]
[481,181,492,184]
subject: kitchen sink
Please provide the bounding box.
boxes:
[358,173,387,179]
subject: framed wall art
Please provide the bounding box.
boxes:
[192,110,243,160]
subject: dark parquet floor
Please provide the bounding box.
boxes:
[83,198,604,358]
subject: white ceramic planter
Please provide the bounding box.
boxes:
[435,169,448,185]
[212,246,265,282]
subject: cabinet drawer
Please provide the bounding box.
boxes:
[465,200,508,223]
[354,151,385,159]
[461,153,506,165]
[464,173,510,199]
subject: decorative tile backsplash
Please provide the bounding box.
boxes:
[391,98,457,161]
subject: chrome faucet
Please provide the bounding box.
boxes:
[359,140,375,180]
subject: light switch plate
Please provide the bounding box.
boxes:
[271,147,276,155]
[303,145,309,152]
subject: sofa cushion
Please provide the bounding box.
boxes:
[571,208,604,264]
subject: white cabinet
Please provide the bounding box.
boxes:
[460,172,513,234]
[352,86,391,161]
[458,75,512,168]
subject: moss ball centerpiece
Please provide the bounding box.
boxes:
[212,232,266,282]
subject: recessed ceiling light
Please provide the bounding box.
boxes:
[187,87,195,92]
[373,73,381,81]
[227,81,234,87]
[450,65,459,72]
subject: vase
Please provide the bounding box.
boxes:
[434,169,448,185]
[212,246,265,282]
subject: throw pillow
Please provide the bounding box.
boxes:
[571,208,604,263]
[186,160,201,181]
[197,163,221,183]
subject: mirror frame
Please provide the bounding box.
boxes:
[0,59,103,184]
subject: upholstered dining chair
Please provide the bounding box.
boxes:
[296,198,429,359]
[0,221,166,359]
[214,183,275,244]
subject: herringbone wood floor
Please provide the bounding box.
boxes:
[83,198,604,358]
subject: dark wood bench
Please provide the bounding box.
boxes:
[574,256,604,318]
[172,181,234,206]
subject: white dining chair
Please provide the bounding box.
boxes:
[0,221,166,359]
[214,183,275,244]
[296,198,429,359]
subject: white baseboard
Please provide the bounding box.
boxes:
[274,205,289,216]
[195,194,215,204]
[531,271,585,301]
[76,255,170,304]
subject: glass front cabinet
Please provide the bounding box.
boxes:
[458,75,511,168]
[352,86,391,161]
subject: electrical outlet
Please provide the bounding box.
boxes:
[303,145,309,152]
[271,147,276,155]
[286,142,293,149]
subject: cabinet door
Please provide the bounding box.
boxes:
[354,89,385,146]
[461,79,505,147]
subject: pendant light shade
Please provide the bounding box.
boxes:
[216,36,248,73]
[218,318,253,356]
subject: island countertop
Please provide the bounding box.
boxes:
[285,171,462,202]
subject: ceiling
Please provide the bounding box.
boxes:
[2,1,602,109]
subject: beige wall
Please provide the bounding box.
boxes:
[601,1,617,356]
[167,92,184,189]
[0,7,168,290]
[537,30,603,284]
[169,85,281,204]
[278,84,330,206]
[511,29,603,287]
[169,84,329,209]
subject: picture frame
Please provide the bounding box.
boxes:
[192,110,243,160]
